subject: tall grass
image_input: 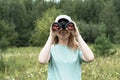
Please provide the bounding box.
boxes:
[0,47,47,80]
[0,46,120,80]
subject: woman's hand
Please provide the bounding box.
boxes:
[49,26,58,43]
[69,21,80,39]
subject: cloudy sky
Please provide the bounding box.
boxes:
[44,0,60,3]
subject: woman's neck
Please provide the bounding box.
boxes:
[58,39,68,46]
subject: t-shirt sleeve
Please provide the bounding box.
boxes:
[78,49,83,64]
[49,45,54,60]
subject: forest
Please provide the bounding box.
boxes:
[0,0,120,47]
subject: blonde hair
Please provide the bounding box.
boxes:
[53,33,78,50]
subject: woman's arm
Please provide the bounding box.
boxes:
[71,21,94,62]
[38,27,57,64]
[38,36,53,64]
[76,35,94,62]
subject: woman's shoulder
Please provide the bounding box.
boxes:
[51,44,56,49]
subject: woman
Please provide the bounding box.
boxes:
[38,15,94,80]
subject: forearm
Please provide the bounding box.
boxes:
[77,35,94,62]
[38,36,53,63]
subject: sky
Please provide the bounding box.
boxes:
[44,0,85,3]
[44,0,60,3]
[33,0,85,3]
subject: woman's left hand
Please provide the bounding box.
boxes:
[69,21,80,38]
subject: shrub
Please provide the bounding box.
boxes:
[94,35,116,56]
[0,54,5,73]
[77,21,106,43]
[0,38,9,51]
[113,28,120,44]
[0,20,18,49]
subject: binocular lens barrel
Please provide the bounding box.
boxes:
[52,23,59,30]
[52,22,74,31]
[67,23,74,30]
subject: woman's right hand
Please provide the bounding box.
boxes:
[49,26,58,43]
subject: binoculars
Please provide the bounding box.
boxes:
[52,22,75,31]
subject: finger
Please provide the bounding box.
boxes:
[72,21,78,30]
[66,28,68,31]
[58,28,63,32]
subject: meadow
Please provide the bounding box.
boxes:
[0,45,120,80]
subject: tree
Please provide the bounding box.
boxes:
[113,28,120,44]
[73,0,104,23]
[113,0,120,44]
[58,0,75,17]
[78,21,106,43]
[98,0,119,42]
[30,8,61,46]
[0,20,18,50]
[94,34,116,56]
[114,0,120,19]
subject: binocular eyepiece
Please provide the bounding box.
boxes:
[52,22,75,31]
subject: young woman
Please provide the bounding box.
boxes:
[38,15,94,80]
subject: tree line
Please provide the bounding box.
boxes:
[0,0,120,49]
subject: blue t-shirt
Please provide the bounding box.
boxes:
[47,44,83,80]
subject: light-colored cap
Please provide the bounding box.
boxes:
[55,15,72,22]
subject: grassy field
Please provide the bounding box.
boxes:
[0,46,120,80]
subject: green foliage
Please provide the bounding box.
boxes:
[0,54,5,73]
[0,0,120,46]
[58,0,75,16]
[0,47,46,80]
[0,38,9,51]
[113,0,120,44]
[82,53,120,80]
[78,21,106,43]
[113,28,120,44]
[30,8,61,46]
[0,20,18,50]
[73,0,104,23]
[114,0,120,19]
[34,0,57,18]
[94,35,116,56]
[8,0,29,46]
[98,0,119,42]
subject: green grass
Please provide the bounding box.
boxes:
[0,46,120,80]
[0,47,47,80]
